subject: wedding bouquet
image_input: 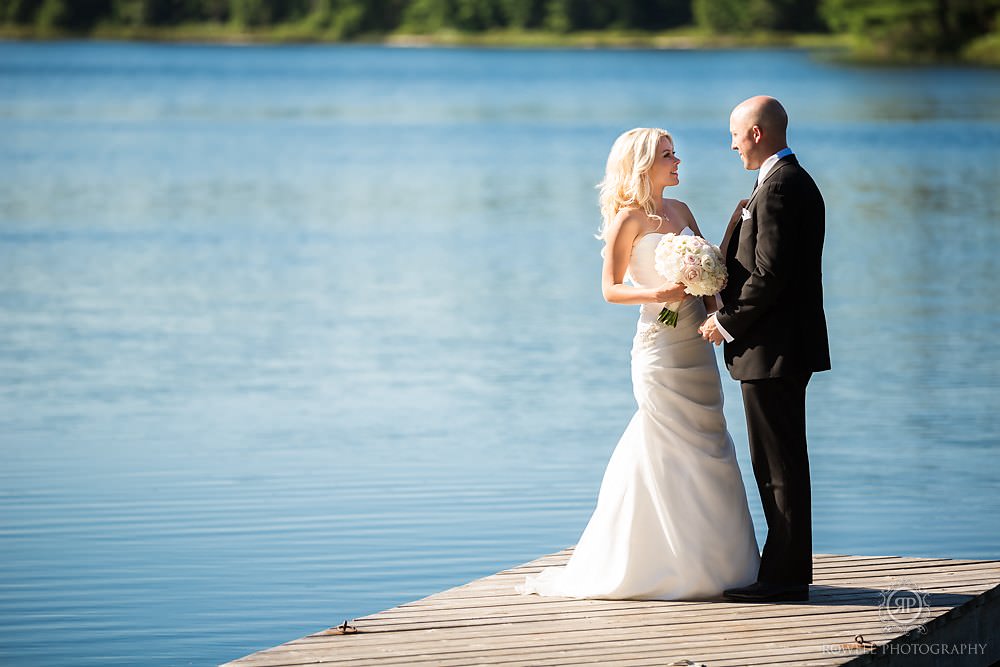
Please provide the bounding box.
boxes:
[653,233,728,327]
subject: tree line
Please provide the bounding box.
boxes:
[2,0,998,60]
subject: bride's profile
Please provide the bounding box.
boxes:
[517,128,760,600]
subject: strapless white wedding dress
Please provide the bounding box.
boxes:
[517,228,760,600]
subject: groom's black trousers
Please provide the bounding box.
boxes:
[741,372,813,585]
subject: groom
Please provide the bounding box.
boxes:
[699,96,831,603]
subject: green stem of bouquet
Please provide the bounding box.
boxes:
[657,307,678,327]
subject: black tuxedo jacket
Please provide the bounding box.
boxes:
[717,154,831,381]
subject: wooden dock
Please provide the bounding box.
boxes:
[222,550,1000,666]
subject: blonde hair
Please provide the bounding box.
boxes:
[596,127,672,243]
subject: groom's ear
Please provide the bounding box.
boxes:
[751,126,763,143]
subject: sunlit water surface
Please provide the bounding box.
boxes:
[1,42,999,665]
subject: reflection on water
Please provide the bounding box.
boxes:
[1,43,999,666]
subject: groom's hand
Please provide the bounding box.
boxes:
[699,317,724,345]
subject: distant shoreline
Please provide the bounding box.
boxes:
[0,25,850,52]
[3,25,997,66]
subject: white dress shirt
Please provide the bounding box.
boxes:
[710,147,794,343]
[757,147,794,186]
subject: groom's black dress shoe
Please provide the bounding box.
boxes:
[723,581,809,603]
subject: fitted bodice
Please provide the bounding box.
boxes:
[628,226,696,324]
[627,226,694,288]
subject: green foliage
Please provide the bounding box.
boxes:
[201,0,230,22]
[1,0,997,67]
[229,0,267,27]
[329,0,363,36]
[401,0,453,32]
[765,0,824,30]
[1,0,41,24]
[540,0,600,31]
[543,0,574,33]
[34,0,65,28]
[693,0,747,32]
[27,0,112,28]
[498,0,543,28]
[0,0,826,32]
[300,0,374,36]
[454,0,500,30]
[963,28,1000,64]
[110,0,143,25]
[821,0,1000,56]
[644,0,695,30]
[302,0,333,29]
[694,0,822,32]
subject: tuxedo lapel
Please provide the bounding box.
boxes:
[745,155,797,209]
[720,177,759,257]
[722,156,798,260]
[720,210,743,259]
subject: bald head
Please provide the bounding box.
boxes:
[733,96,788,138]
[729,96,789,170]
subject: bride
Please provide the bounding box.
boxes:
[518,128,760,600]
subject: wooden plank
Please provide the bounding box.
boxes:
[221,553,1000,667]
[846,583,1000,666]
[342,576,999,630]
[236,598,980,666]
[242,615,932,666]
[379,567,1000,611]
[339,593,989,639]
[230,584,996,664]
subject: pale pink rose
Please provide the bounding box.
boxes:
[683,266,701,282]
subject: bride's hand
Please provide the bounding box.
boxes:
[653,282,689,303]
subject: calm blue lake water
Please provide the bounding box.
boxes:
[1,41,999,666]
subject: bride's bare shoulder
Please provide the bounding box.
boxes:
[662,197,692,215]
[663,198,698,227]
[610,207,648,235]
